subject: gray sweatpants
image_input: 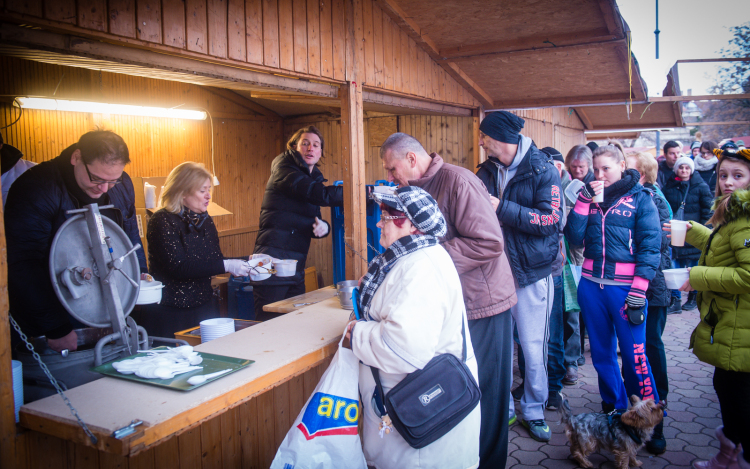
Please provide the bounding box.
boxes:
[509,275,553,421]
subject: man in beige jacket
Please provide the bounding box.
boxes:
[380,132,517,469]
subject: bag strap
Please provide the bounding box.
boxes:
[676,181,690,219]
[370,314,468,417]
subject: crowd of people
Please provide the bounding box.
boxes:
[3,113,749,469]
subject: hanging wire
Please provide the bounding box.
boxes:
[1,98,23,130]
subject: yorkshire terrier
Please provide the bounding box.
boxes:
[559,395,665,469]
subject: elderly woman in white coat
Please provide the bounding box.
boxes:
[343,186,481,469]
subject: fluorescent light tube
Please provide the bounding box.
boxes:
[15,97,207,120]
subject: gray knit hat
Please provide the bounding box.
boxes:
[370,186,447,237]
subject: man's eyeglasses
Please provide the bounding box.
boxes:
[380,213,407,223]
[85,164,123,186]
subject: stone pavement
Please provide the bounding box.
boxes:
[507,307,722,469]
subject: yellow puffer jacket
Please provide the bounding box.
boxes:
[687,189,750,372]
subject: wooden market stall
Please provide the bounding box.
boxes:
[0,0,653,467]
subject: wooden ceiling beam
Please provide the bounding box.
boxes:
[586,124,679,131]
[373,0,492,109]
[649,94,750,102]
[676,57,750,63]
[586,131,641,140]
[671,102,685,127]
[449,38,624,62]
[493,93,637,110]
[362,90,472,116]
[439,28,616,60]
[575,108,594,130]
[596,0,624,37]
[688,121,750,126]
[204,87,281,119]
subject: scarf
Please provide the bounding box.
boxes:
[598,169,639,212]
[694,155,718,172]
[181,208,209,232]
[358,234,439,320]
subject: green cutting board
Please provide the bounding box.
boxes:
[91,347,254,391]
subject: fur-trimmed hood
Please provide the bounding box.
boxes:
[726,189,750,223]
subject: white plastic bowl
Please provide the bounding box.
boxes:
[274,259,298,277]
[136,280,164,305]
[199,318,235,342]
[663,268,690,290]
[247,258,273,281]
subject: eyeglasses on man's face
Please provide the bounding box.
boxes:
[380,213,407,223]
[84,163,123,186]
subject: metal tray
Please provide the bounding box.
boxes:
[91,347,254,391]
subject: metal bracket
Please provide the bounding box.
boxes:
[112,420,143,439]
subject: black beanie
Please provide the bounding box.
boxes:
[479,111,525,144]
[586,141,599,153]
[540,146,564,163]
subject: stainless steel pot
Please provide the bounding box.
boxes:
[336,280,359,310]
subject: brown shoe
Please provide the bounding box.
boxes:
[562,366,578,385]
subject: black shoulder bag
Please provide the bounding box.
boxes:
[674,180,691,221]
[370,317,481,449]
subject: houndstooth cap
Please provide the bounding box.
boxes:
[370,186,447,237]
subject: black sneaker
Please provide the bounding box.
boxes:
[546,391,562,410]
[682,292,698,311]
[562,366,579,385]
[511,383,524,401]
[577,356,585,366]
[667,296,682,315]
[646,421,666,455]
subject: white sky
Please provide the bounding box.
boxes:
[617,0,749,96]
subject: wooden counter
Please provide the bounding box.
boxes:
[16,295,351,468]
[262,285,338,314]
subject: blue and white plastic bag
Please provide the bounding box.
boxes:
[270,329,366,469]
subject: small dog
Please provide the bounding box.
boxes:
[559,395,665,469]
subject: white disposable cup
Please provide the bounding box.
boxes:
[671,220,688,246]
[664,268,690,289]
[591,181,604,203]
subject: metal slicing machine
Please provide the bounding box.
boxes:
[15,203,187,403]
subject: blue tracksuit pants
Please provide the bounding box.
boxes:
[578,277,660,409]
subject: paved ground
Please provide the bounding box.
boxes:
[507,305,722,469]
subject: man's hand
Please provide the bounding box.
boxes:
[47,330,78,353]
[489,195,500,211]
[224,259,250,277]
[312,217,329,237]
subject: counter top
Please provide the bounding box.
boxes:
[262,285,338,313]
[19,295,351,455]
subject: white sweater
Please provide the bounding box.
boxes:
[352,245,480,469]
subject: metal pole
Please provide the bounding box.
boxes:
[655,0,660,59]
[656,130,661,159]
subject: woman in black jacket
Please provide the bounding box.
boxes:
[252,126,344,320]
[133,162,251,337]
[695,141,719,193]
[661,156,714,311]
[626,151,672,454]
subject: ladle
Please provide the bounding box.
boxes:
[187,368,233,386]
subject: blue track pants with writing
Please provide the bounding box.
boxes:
[578,277,660,409]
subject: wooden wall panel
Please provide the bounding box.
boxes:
[186,0,208,53]
[45,0,77,24]
[0,57,282,262]
[305,0,320,76]
[207,0,229,59]
[163,0,187,48]
[108,0,138,38]
[292,0,307,73]
[245,0,264,64]
[277,0,294,70]
[262,0,280,67]
[77,0,107,31]
[136,0,163,43]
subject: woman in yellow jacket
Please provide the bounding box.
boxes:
[666,148,750,469]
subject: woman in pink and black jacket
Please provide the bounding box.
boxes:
[564,145,662,412]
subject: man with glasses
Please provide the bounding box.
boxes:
[5,130,146,355]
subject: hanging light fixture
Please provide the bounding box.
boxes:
[15,97,207,120]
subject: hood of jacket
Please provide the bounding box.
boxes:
[487,134,533,192]
[1,143,23,175]
[725,189,750,223]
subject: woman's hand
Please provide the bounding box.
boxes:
[678,267,694,292]
[312,217,329,237]
[342,320,356,349]
[489,195,500,211]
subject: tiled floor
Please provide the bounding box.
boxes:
[507,307,722,469]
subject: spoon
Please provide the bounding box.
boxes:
[187,369,233,386]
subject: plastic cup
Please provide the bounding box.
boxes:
[591,181,604,203]
[671,220,688,246]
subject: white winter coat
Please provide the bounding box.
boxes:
[351,244,481,469]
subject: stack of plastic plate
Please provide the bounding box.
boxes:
[200,318,236,343]
[12,360,22,422]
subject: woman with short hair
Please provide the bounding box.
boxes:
[133,162,250,337]
[252,126,343,320]
[344,186,480,469]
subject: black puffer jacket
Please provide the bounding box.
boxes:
[5,146,145,339]
[656,160,674,189]
[662,172,714,260]
[253,149,344,285]
[476,143,563,288]
[644,183,671,307]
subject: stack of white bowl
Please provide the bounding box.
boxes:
[200,318,235,342]
[12,360,22,422]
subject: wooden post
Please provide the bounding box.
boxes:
[472,107,485,169]
[0,179,17,467]
[340,82,368,280]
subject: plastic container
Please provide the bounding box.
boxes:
[664,268,690,290]
[336,280,359,310]
[200,318,235,342]
[248,257,273,281]
[136,280,164,305]
[274,259,298,277]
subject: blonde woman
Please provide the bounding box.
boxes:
[133,162,249,337]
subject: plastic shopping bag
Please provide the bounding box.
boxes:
[270,330,367,469]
